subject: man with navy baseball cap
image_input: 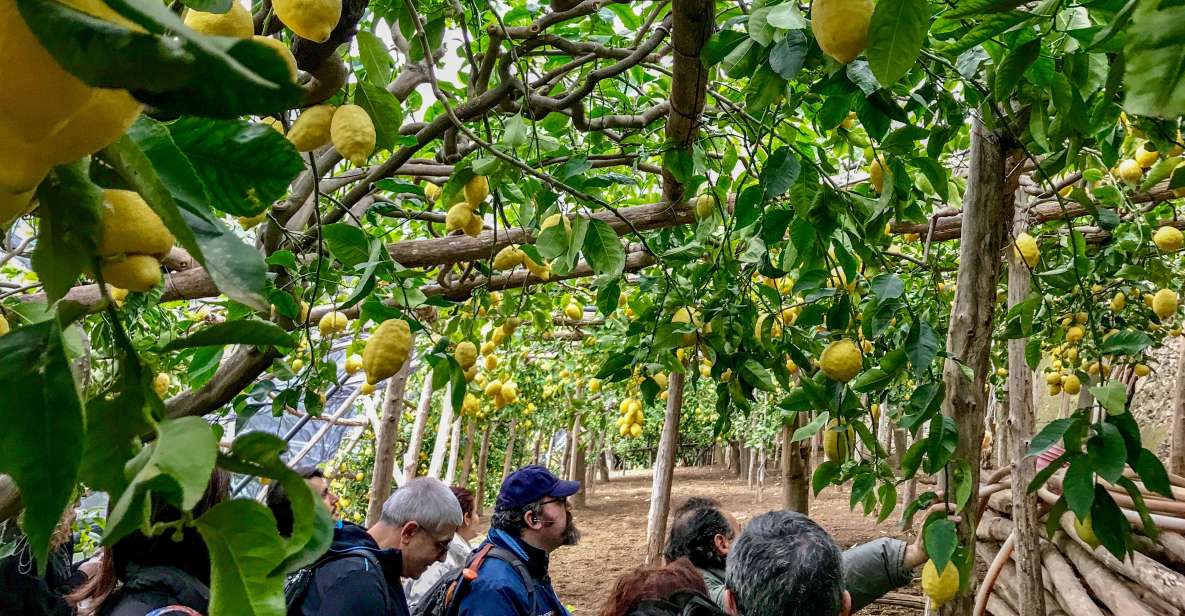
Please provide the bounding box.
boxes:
[455,464,582,616]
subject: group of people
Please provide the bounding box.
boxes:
[2,463,941,616]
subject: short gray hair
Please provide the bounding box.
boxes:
[725,510,844,616]
[381,477,463,534]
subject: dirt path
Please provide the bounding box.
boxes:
[548,465,922,615]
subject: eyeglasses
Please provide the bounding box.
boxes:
[539,497,568,507]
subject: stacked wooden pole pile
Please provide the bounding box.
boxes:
[972,467,1185,616]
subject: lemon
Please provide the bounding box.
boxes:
[98,190,175,266]
[653,372,668,389]
[671,307,700,346]
[363,319,411,385]
[1134,363,1151,377]
[260,117,285,135]
[291,358,304,371]
[0,314,8,335]
[298,301,310,323]
[1062,374,1081,395]
[359,382,376,395]
[465,175,490,208]
[1135,142,1158,168]
[152,372,171,397]
[1074,514,1101,549]
[493,245,523,270]
[253,35,298,80]
[810,0,872,64]
[238,211,268,229]
[1116,158,1143,184]
[463,213,484,237]
[480,341,495,356]
[484,354,498,370]
[588,378,601,392]
[454,341,477,369]
[523,253,551,280]
[1154,289,1179,319]
[330,104,375,166]
[318,311,349,337]
[1110,292,1126,312]
[1013,232,1039,267]
[921,560,960,608]
[995,367,1008,378]
[101,254,162,291]
[484,379,503,397]
[1154,226,1184,252]
[564,302,583,321]
[184,2,253,37]
[272,0,340,42]
[630,423,643,438]
[1045,372,1062,386]
[287,105,335,151]
[345,353,363,375]
[822,420,854,463]
[0,187,37,225]
[1065,325,1084,344]
[820,339,862,382]
[446,202,474,234]
[868,157,884,193]
[694,194,713,219]
[424,182,441,202]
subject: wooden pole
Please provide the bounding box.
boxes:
[570,412,587,508]
[475,423,492,516]
[782,415,810,513]
[937,117,1014,616]
[445,417,462,484]
[1006,196,1045,616]
[458,417,476,487]
[1171,339,1185,475]
[644,370,684,565]
[402,377,435,480]
[366,340,417,526]
[501,417,519,485]
[427,384,455,479]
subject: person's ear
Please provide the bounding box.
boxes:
[840,590,851,616]
[523,509,541,530]
[714,533,731,556]
[400,521,419,547]
[723,589,739,616]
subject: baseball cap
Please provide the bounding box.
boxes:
[496,464,580,511]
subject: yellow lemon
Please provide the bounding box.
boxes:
[1116,158,1143,184]
[921,560,960,608]
[253,35,298,80]
[1062,374,1081,395]
[819,339,862,382]
[287,105,335,151]
[362,319,412,385]
[454,341,477,369]
[810,0,872,64]
[1013,232,1039,267]
[1154,289,1178,319]
[184,2,254,37]
[694,194,713,219]
[868,157,884,193]
[272,0,341,43]
[1074,514,1101,549]
[101,254,162,292]
[465,175,490,208]
[330,104,375,166]
[564,302,583,321]
[822,420,855,463]
[1134,363,1151,377]
[445,202,474,234]
[153,372,171,397]
[318,311,349,337]
[1154,226,1183,252]
[345,353,363,375]
[1135,142,1159,168]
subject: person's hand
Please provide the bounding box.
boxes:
[903,503,960,570]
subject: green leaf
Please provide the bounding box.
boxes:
[180,0,232,11]
[741,360,778,392]
[536,223,569,261]
[702,30,748,67]
[938,11,1032,56]
[995,38,1041,99]
[1133,447,1173,498]
[0,320,84,573]
[1098,330,1154,356]
[503,115,528,148]
[1089,380,1128,416]
[196,499,289,615]
[867,0,930,86]
[851,368,893,392]
[582,219,625,276]
[767,2,807,28]
[356,30,394,86]
[1091,486,1130,560]
[769,30,808,79]
[104,417,218,545]
[923,517,958,571]
[792,411,831,442]
[1117,476,1158,540]
[322,223,372,269]
[17,0,302,117]
[341,240,385,310]
[109,119,268,311]
[80,346,155,497]
[1088,422,1127,482]
[1123,0,1185,118]
[812,461,842,495]
[32,161,104,303]
[355,81,404,153]
[869,274,904,300]
[760,146,801,200]
[161,320,296,351]
[877,482,898,523]
[904,319,940,377]
[1026,418,1078,457]
[1063,454,1095,519]
[168,117,302,217]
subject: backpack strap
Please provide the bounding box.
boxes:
[441,543,537,615]
[483,545,537,613]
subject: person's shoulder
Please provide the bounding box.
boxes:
[315,551,385,587]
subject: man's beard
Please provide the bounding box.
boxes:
[561,510,581,546]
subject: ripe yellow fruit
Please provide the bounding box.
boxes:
[238,211,268,230]
[523,253,551,281]
[424,182,442,202]
[298,301,310,323]
[588,378,601,392]
[564,302,583,321]
[1116,158,1143,183]
[1045,372,1062,386]
[822,420,855,463]
[541,212,572,234]
[465,175,490,208]
[1110,292,1126,312]
[493,245,524,270]
[921,560,960,608]
[1135,142,1159,168]
[480,341,495,356]
[253,35,298,80]
[362,319,412,385]
[484,354,498,370]
[1065,325,1084,344]
[810,0,872,64]
[1135,363,1151,377]
[1013,232,1039,267]
[1,187,37,226]
[287,105,335,151]
[0,314,8,336]
[445,202,474,233]
[996,367,1008,378]
[98,189,175,258]
[318,311,349,337]
[260,116,285,135]
[868,157,884,193]
[330,104,375,166]
[455,341,477,369]
[345,353,363,375]
[272,0,341,43]
[153,373,171,397]
[184,3,254,37]
[629,423,643,438]
[463,213,484,237]
[1154,226,1184,252]
[291,358,305,371]
[101,255,162,292]
[819,339,862,382]
[671,307,700,346]
[694,194,714,219]
[1062,374,1081,395]
[1074,514,1101,549]
[1154,289,1179,319]
[484,379,503,397]
[653,372,668,389]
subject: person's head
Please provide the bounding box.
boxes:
[665,497,740,570]
[599,557,719,616]
[266,466,338,536]
[450,485,481,541]
[491,464,581,553]
[723,511,849,616]
[374,477,463,578]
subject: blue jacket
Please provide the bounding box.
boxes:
[455,529,569,616]
[296,521,410,616]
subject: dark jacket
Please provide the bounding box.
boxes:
[294,521,410,616]
[0,538,77,616]
[98,565,210,616]
[455,529,569,616]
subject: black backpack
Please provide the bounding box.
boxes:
[283,547,383,614]
[627,591,727,616]
[412,543,536,616]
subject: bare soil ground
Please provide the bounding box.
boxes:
[548,465,921,615]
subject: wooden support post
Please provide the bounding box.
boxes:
[501,417,519,485]
[570,412,587,508]
[783,415,810,513]
[427,384,455,479]
[402,377,435,480]
[475,423,492,516]
[937,117,1013,616]
[1171,340,1185,475]
[644,370,684,565]
[366,342,417,526]
[1007,197,1045,616]
[445,417,462,484]
[458,417,476,487]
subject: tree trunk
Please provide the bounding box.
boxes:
[366,339,418,526]
[1171,340,1185,475]
[402,377,435,480]
[475,423,492,516]
[644,370,684,565]
[427,385,455,479]
[458,417,476,487]
[586,431,602,499]
[569,413,587,507]
[445,417,462,484]
[937,117,1014,616]
[783,416,810,513]
[501,417,520,484]
[1007,195,1045,616]
[532,430,544,464]
[562,417,576,478]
